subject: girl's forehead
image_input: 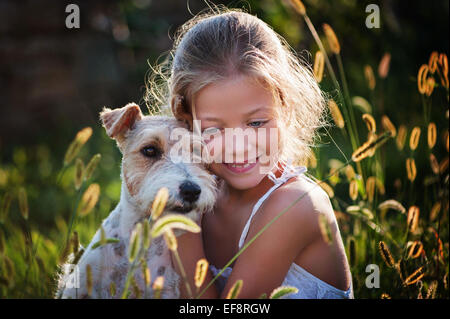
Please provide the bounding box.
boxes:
[194,75,276,118]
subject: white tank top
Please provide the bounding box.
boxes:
[208,161,354,299]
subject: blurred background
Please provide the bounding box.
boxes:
[0,0,448,298]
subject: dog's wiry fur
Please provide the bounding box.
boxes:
[55,103,217,299]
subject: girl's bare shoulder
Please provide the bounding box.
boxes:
[252,175,334,243]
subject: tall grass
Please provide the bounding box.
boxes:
[0,1,448,299]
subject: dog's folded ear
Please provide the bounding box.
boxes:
[100,103,143,140]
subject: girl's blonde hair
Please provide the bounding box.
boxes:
[145,5,330,167]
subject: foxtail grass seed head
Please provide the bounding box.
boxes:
[323,23,340,54]
[226,279,243,299]
[194,258,209,288]
[361,208,374,220]
[150,214,201,238]
[427,123,437,149]
[74,158,84,190]
[425,77,435,96]
[150,187,169,219]
[1,191,13,222]
[313,50,324,83]
[78,183,100,217]
[439,53,449,88]
[289,0,306,15]
[362,114,376,133]
[366,133,377,157]
[84,154,101,181]
[63,127,93,166]
[404,266,425,286]
[86,264,93,296]
[407,206,420,233]
[59,242,70,264]
[429,153,440,174]
[366,176,376,203]
[417,64,429,94]
[18,187,28,220]
[429,202,441,222]
[152,276,164,299]
[319,181,334,198]
[407,241,424,259]
[378,53,391,78]
[439,157,449,174]
[349,179,358,201]
[3,255,15,280]
[352,131,391,162]
[396,125,406,150]
[163,229,177,251]
[428,51,439,73]
[328,99,345,129]
[380,115,396,138]
[142,219,151,250]
[375,178,385,195]
[364,65,376,90]
[378,241,395,268]
[75,127,93,145]
[345,165,356,181]
[378,199,406,214]
[71,231,79,254]
[346,205,361,214]
[406,158,417,182]
[352,96,372,114]
[129,222,142,262]
[269,286,299,299]
[143,266,151,287]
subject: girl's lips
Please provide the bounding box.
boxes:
[223,157,259,174]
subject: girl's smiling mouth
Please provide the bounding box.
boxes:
[223,156,259,174]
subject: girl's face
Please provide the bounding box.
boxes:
[193,74,281,190]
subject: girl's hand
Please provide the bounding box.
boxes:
[170,230,219,299]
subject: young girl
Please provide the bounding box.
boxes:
[149,7,353,299]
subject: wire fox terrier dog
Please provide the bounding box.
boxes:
[56,103,217,299]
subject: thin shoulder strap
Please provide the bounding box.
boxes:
[237,165,307,250]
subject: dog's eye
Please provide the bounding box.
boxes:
[141,146,160,157]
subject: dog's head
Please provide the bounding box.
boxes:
[100,103,217,222]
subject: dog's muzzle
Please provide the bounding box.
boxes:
[166,180,202,214]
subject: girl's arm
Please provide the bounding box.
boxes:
[171,230,219,298]
[172,186,328,299]
[217,186,323,298]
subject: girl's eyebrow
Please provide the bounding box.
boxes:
[201,105,270,122]
[244,105,270,116]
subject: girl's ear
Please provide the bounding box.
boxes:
[100,103,143,140]
[171,94,193,130]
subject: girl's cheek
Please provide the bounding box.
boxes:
[257,126,280,166]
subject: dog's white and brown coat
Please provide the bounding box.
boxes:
[56,103,217,299]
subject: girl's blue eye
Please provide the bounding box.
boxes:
[248,121,266,127]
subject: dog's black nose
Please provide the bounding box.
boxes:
[179,181,201,203]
